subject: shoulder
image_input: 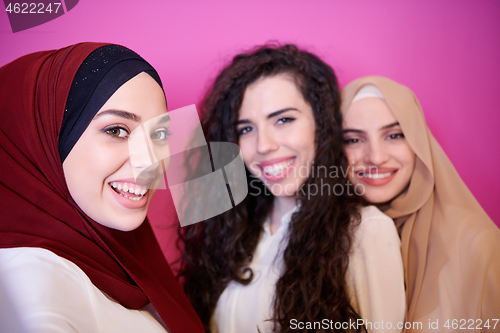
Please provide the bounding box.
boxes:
[0,248,168,333]
[359,205,392,222]
[0,247,99,331]
[356,205,398,237]
[0,247,89,288]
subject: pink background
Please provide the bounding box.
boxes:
[1,0,499,262]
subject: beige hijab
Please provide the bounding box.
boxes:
[341,76,500,332]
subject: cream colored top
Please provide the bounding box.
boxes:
[211,205,405,333]
[0,247,168,333]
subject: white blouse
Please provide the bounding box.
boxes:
[0,247,169,333]
[212,205,405,333]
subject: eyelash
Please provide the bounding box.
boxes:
[388,133,405,140]
[237,126,252,136]
[102,125,130,139]
[343,133,405,145]
[237,117,296,136]
[276,117,295,125]
[150,127,172,141]
[344,138,359,145]
[102,125,172,142]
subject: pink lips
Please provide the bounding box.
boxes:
[108,178,150,209]
[258,156,296,182]
[354,167,398,186]
[258,156,296,167]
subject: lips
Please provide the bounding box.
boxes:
[110,182,148,201]
[258,156,296,182]
[263,158,296,176]
[354,167,398,186]
[108,179,152,209]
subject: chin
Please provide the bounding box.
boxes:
[96,211,148,231]
[110,218,145,231]
[361,187,399,205]
[262,178,303,197]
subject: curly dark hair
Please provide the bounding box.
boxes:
[179,44,363,332]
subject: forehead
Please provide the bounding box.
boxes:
[96,72,167,118]
[239,74,307,118]
[344,97,397,129]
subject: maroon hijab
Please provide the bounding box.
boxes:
[0,43,204,333]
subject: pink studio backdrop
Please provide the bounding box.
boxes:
[1,1,499,264]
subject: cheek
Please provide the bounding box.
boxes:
[396,144,416,168]
[66,139,128,193]
[344,147,361,164]
[238,139,257,170]
[401,150,416,178]
[85,145,125,181]
[288,123,316,159]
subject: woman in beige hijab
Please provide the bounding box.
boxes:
[341,76,500,332]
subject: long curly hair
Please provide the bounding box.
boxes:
[179,44,363,332]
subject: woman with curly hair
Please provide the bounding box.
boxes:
[180,45,405,333]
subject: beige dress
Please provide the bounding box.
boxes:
[211,205,405,333]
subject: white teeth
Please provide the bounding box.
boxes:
[263,158,295,176]
[109,182,149,201]
[114,190,145,201]
[117,193,141,201]
[360,172,394,179]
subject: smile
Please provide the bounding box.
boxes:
[110,182,148,201]
[354,169,398,186]
[263,157,296,176]
[357,171,396,179]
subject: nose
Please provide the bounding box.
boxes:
[364,139,389,166]
[128,127,165,183]
[129,136,159,168]
[256,128,279,155]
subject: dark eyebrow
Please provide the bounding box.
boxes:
[155,114,170,125]
[342,129,364,134]
[236,108,299,125]
[343,122,400,134]
[380,122,400,130]
[93,109,141,122]
[267,107,299,118]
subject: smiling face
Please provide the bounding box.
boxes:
[63,72,170,231]
[343,97,416,204]
[237,74,316,197]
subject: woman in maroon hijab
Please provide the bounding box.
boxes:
[0,43,204,333]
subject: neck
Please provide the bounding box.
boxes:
[269,195,297,234]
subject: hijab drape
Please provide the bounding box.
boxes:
[0,43,204,333]
[59,44,163,162]
[341,76,500,332]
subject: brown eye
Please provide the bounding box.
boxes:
[150,128,171,141]
[104,126,129,138]
[388,133,404,140]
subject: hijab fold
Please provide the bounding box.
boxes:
[59,45,163,162]
[0,43,204,333]
[341,76,500,332]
